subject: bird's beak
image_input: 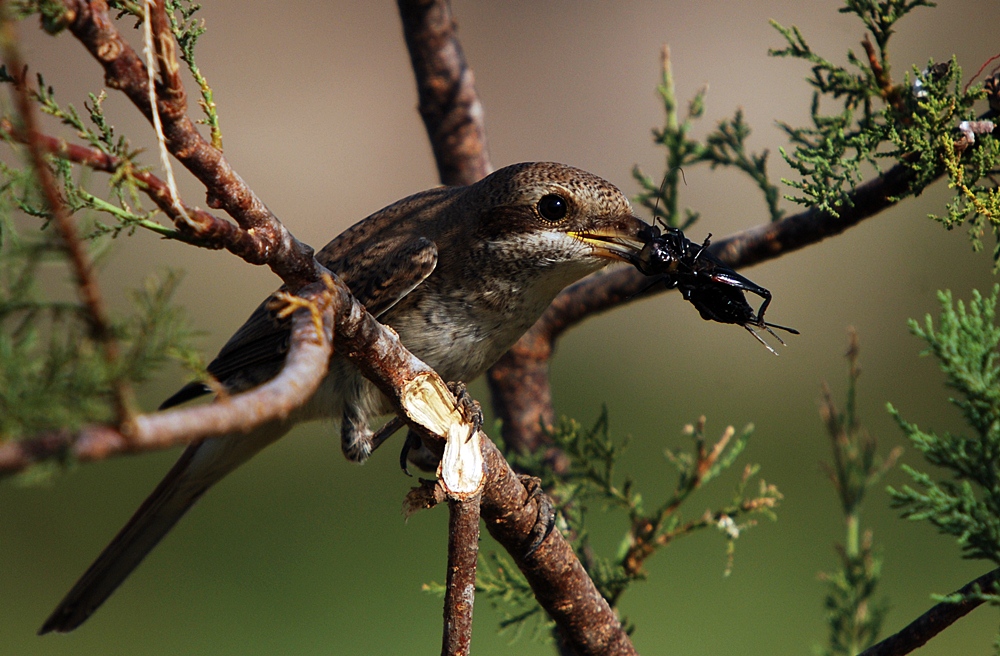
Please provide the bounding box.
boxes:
[568,215,647,263]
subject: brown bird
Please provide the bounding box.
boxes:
[40,162,647,634]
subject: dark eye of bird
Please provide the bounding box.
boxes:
[537,194,568,222]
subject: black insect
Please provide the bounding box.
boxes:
[631,222,799,354]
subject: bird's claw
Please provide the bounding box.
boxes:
[448,380,483,437]
[399,430,421,476]
[518,474,556,557]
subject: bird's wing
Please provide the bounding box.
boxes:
[182,235,439,399]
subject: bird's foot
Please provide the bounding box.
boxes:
[448,380,483,436]
[518,474,556,557]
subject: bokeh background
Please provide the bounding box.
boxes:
[3,1,999,654]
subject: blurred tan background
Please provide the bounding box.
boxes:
[3,1,999,654]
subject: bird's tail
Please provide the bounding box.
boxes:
[39,421,291,634]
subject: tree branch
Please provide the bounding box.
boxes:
[478,437,637,655]
[0,280,334,475]
[858,568,1000,656]
[62,0,320,287]
[442,492,481,656]
[0,117,272,252]
[397,0,492,186]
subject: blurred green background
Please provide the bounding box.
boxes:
[3,1,999,654]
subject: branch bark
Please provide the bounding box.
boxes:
[478,437,637,655]
[442,493,481,656]
[397,0,492,186]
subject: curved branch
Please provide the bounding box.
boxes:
[0,281,334,475]
[0,269,472,477]
[397,0,492,186]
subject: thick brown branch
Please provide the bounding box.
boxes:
[397,0,492,186]
[0,6,133,426]
[858,568,1000,656]
[490,160,918,452]
[479,437,636,655]
[0,283,334,476]
[442,493,481,656]
[62,0,320,287]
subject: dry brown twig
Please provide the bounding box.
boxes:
[442,491,481,656]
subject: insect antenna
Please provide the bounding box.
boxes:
[650,167,684,229]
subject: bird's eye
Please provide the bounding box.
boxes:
[537,194,568,222]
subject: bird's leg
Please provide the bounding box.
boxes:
[369,416,405,452]
[341,404,376,463]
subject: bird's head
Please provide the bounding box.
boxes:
[468,162,647,275]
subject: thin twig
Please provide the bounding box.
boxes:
[442,492,481,656]
[397,0,492,186]
[0,2,134,428]
[858,568,1000,656]
[0,118,291,256]
[142,0,192,228]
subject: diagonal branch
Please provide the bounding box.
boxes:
[0,118,296,260]
[62,0,320,287]
[478,437,637,655]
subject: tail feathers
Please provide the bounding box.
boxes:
[39,444,211,634]
[40,418,296,634]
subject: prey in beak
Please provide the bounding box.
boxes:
[601,219,800,354]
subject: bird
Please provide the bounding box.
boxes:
[39,161,647,634]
